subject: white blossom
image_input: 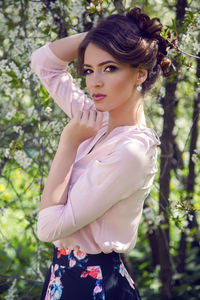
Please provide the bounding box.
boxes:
[45,106,52,114]
[50,140,58,151]
[159,86,166,98]
[14,150,32,169]
[193,39,200,53]
[13,126,21,133]
[143,207,155,221]
[48,120,63,134]
[27,106,34,117]
[182,219,189,227]
[69,0,84,17]
[188,214,194,221]
[5,108,16,120]
[4,148,10,158]
[9,61,21,78]
[73,78,82,89]
[154,215,164,226]
[4,279,17,300]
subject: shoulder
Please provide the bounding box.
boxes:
[115,126,160,153]
[110,126,160,170]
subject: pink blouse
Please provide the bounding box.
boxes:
[31,44,160,254]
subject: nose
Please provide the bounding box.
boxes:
[89,72,104,88]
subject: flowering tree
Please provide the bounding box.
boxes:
[0,0,199,299]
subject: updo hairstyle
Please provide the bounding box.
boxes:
[78,7,172,94]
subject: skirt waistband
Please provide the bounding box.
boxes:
[53,245,121,268]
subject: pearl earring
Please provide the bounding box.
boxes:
[136,85,142,92]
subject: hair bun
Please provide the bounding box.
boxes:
[126,7,162,40]
[160,56,172,76]
[126,7,174,77]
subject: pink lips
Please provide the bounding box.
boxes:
[92,93,106,101]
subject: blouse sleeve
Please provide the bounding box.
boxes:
[37,138,151,242]
[31,44,103,120]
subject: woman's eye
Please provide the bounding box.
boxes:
[83,66,117,75]
[105,65,118,72]
[83,69,93,75]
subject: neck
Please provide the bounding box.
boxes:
[106,99,146,135]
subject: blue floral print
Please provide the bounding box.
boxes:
[54,248,105,299]
[42,247,140,300]
[80,265,105,299]
[44,264,65,300]
[113,256,136,290]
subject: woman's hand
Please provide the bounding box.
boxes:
[59,109,104,147]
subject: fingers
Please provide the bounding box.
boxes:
[65,109,104,144]
[87,110,96,126]
[95,111,104,128]
[81,109,90,124]
[73,109,82,122]
[80,109,103,129]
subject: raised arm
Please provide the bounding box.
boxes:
[40,108,104,212]
[49,32,87,62]
[31,33,105,120]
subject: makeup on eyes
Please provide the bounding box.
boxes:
[83,64,118,75]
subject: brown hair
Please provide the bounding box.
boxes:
[77,7,172,94]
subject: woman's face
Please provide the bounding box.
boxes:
[83,43,141,113]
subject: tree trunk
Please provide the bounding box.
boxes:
[187,50,200,249]
[159,79,177,300]
[148,229,159,268]
[187,82,200,250]
[158,1,187,298]
[177,50,200,276]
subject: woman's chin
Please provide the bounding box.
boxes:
[95,106,107,113]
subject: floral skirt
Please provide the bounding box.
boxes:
[40,245,141,300]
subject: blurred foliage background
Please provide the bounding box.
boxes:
[0,0,199,299]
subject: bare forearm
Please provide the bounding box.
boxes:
[39,83,104,211]
[49,32,87,62]
[40,140,79,211]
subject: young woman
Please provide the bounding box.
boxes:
[31,7,171,300]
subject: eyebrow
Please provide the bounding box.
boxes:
[83,60,119,68]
